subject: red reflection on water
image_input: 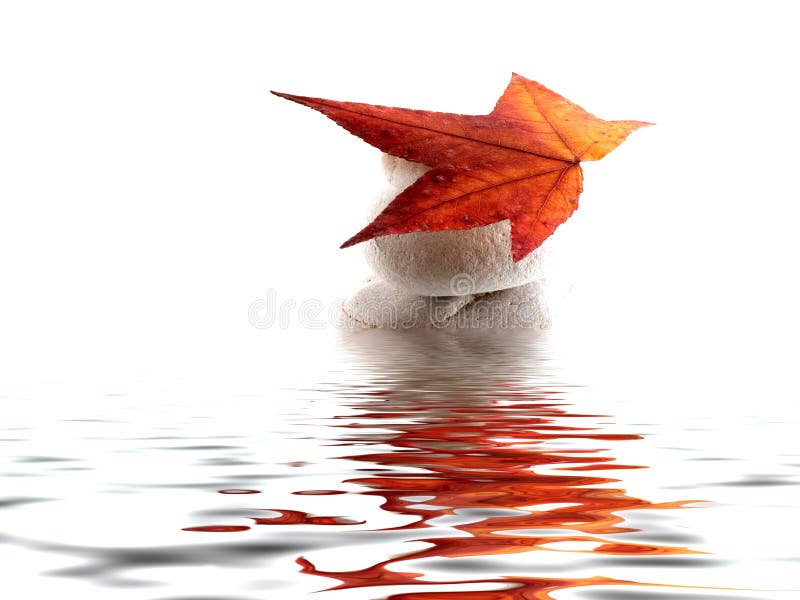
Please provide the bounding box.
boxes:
[218,489,261,494]
[182,525,250,532]
[252,509,364,526]
[295,389,701,599]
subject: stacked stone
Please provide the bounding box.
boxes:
[341,154,551,330]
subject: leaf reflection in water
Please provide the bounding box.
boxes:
[281,330,706,599]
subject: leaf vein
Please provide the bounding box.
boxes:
[373,166,570,234]
[315,99,569,164]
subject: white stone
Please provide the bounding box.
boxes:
[358,154,548,297]
[340,277,550,330]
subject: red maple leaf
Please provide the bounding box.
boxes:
[273,74,650,261]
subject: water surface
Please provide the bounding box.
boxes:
[1,328,797,599]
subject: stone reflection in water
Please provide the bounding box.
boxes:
[292,329,705,599]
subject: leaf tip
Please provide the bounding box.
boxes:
[510,247,530,263]
[341,226,381,249]
[623,119,655,132]
[339,234,362,249]
[271,90,295,101]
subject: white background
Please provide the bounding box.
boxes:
[2,3,800,598]
[1,0,799,394]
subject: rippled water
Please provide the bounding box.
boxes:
[1,328,798,599]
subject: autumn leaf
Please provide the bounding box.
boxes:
[272,74,650,261]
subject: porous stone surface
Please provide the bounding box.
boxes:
[340,277,550,330]
[359,154,548,297]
